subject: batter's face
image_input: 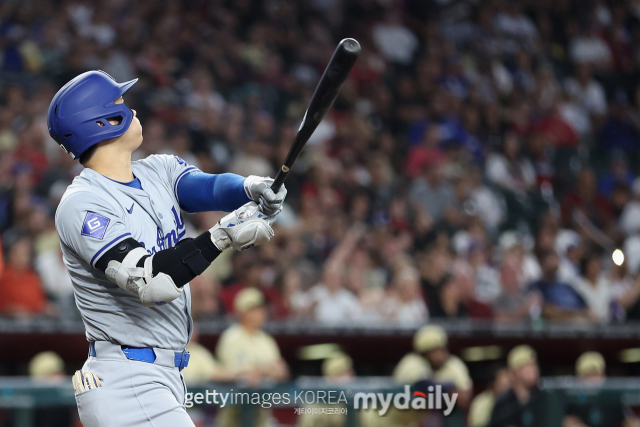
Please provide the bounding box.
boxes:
[112,96,143,151]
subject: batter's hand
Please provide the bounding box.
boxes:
[209,201,280,251]
[243,175,287,216]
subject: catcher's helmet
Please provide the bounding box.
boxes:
[47,70,138,159]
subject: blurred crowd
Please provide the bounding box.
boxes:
[1,0,640,326]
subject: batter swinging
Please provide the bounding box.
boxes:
[50,70,286,427]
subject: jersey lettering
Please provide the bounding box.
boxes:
[139,207,186,254]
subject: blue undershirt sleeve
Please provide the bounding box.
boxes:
[176,171,250,213]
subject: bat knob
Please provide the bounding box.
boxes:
[340,38,361,55]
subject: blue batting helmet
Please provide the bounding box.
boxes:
[47,70,138,159]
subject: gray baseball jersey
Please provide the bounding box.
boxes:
[55,154,199,351]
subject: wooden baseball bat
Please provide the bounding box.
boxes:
[271,38,361,192]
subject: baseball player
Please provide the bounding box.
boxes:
[49,70,287,427]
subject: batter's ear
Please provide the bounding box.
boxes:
[95,237,144,272]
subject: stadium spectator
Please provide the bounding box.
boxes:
[395,325,473,409]
[410,155,455,223]
[299,352,353,427]
[598,153,636,198]
[33,218,75,318]
[489,345,542,427]
[467,241,501,304]
[569,26,613,69]
[383,326,440,427]
[571,251,614,322]
[0,236,48,316]
[561,167,614,233]
[497,232,541,287]
[28,351,64,379]
[188,274,223,320]
[219,260,287,319]
[576,351,607,383]
[555,229,584,285]
[563,351,640,427]
[216,288,289,427]
[494,254,541,322]
[537,96,581,148]
[610,262,640,321]
[28,351,72,427]
[465,167,507,235]
[528,250,594,322]
[468,366,511,427]
[307,225,364,325]
[182,325,234,385]
[619,178,640,236]
[380,264,429,326]
[600,93,640,154]
[420,247,464,319]
[493,1,539,53]
[485,132,536,195]
[372,11,419,66]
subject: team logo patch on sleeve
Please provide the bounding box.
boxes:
[81,212,110,240]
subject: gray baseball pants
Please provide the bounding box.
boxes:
[75,341,195,427]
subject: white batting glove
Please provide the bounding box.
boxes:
[244,175,287,216]
[209,201,280,251]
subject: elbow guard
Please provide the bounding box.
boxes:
[105,248,183,307]
[96,232,223,304]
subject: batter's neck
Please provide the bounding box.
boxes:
[85,147,135,182]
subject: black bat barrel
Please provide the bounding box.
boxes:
[271,38,361,192]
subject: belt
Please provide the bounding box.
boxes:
[89,342,190,371]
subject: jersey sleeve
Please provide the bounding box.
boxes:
[141,154,249,213]
[176,171,249,213]
[55,190,132,269]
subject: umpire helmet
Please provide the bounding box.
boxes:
[47,70,138,159]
